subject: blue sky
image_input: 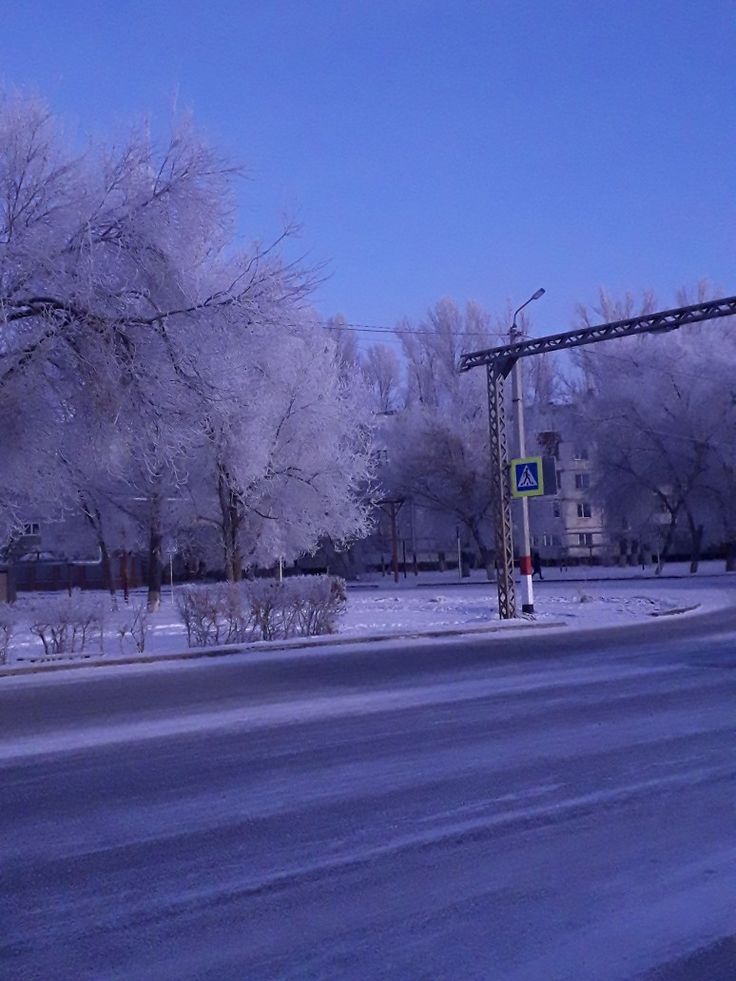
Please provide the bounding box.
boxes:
[3,0,734,340]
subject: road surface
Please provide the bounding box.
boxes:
[2,608,735,979]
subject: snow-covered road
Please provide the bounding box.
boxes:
[2,606,735,979]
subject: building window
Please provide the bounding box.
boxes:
[22,522,40,536]
[552,535,561,547]
[531,535,539,546]
[575,473,590,490]
[553,501,561,518]
[578,532,593,546]
[573,446,589,460]
[577,502,592,518]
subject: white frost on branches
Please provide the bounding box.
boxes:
[0,90,375,597]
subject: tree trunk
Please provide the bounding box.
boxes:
[217,467,242,582]
[147,492,163,612]
[120,550,130,604]
[467,521,495,581]
[655,508,679,575]
[79,496,115,598]
[99,540,115,598]
[685,512,704,574]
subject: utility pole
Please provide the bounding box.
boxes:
[511,288,545,614]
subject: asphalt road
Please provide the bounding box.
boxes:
[2,609,735,980]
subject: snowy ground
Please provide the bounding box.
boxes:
[3,561,734,670]
[342,581,691,637]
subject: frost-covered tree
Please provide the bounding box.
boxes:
[572,287,736,572]
[362,342,402,413]
[385,299,505,577]
[0,90,376,598]
[187,317,375,579]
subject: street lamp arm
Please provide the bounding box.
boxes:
[512,287,546,333]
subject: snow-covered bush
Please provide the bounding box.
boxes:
[175,583,258,647]
[175,586,211,647]
[0,604,16,663]
[219,583,259,644]
[115,604,150,655]
[174,576,346,647]
[248,580,290,641]
[27,590,106,657]
[288,575,347,636]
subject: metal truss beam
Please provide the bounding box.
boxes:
[459,295,736,376]
[486,364,516,618]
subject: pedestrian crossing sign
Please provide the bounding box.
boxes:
[510,456,545,497]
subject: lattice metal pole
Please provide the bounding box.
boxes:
[487,363,516,618]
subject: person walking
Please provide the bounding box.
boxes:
[532,551,544,581]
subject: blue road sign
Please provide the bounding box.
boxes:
[511,456,544,497]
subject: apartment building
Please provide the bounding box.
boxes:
[525,405,610,564]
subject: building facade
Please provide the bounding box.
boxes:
[525,404,611,565]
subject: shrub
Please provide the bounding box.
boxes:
[0,604,17,664]
[115,603,151,655]
[221,582,259,644]
[248,580,289,641]
[175,583,258,647]
[174,575,347,647]
[27,590,106,657]
[289,575,347,636]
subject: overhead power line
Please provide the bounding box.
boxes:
[320,321,492,337]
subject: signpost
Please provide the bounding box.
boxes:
[510,456,557,498]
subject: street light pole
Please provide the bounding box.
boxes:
[510,288,545,615]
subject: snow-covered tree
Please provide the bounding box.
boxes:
[0,90,377,600]
[571,287,736,571]
[385,299,505,577]
[362,342,402,413]
[187,316,376,579]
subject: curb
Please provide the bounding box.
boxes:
[0,618,569,678]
